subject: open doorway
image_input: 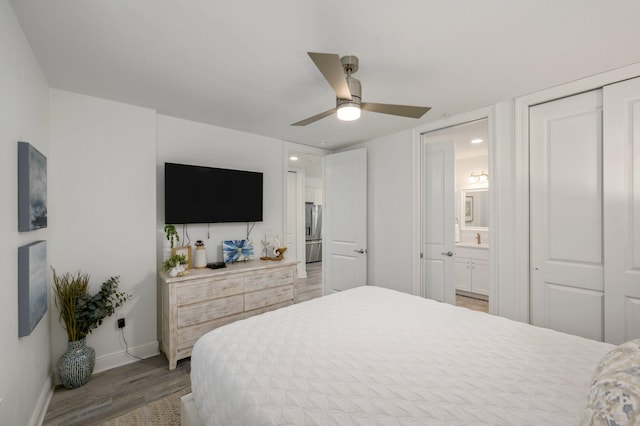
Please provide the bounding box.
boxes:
[421,119,489,313]
[287,151,324,302]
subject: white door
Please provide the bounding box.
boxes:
[604,76,640,344]
[530,90,604,341]
[324,149,367,293]
[422,138,456,304]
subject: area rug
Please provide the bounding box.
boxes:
[101,386,191,426]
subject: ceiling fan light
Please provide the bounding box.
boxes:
[337,103,361,121]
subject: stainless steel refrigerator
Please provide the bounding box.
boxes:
[305,202,322,263]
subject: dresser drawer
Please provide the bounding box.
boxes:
[176,276,243,306]
[177,312,244,350]
[244,269,295,292]
[177,294,244,328]
[245,285,294,311]
[245,300,294,319]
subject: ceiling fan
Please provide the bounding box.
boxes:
[291,52,431,126]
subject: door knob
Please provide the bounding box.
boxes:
[354,249,366,254]
[441,251,454,257]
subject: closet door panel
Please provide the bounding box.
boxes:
[604,76,640,344]
[545,283,603,341]
[530,90,604,340]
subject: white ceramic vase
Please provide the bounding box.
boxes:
[194,246,207,268]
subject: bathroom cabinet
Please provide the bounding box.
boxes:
[454,245,489,297]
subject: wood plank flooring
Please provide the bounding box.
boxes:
[298,261,323,302]
[456,293,489,313]
[43,355,191,426]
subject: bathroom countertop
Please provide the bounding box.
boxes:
[455,242,489,249]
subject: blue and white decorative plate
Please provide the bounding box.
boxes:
[222,240,254,263]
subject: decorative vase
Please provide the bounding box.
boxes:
[194,245,207,268]
[168,267,178,278]
[58,338,96,389]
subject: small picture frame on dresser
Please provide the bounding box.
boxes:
[172,246,192,269]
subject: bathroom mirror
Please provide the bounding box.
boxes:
[460,188,488,230]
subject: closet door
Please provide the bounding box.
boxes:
[604,77,640,344]
[530,90,604,341]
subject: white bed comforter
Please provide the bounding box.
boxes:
[191,286,613,425]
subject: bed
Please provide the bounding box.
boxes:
[185,286,638,425]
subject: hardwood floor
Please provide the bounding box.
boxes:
[456,293,489,313]
[298,261,323,302]
[43,355,191,426]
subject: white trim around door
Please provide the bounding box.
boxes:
[412,106,499,316]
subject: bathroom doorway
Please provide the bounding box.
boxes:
[421,119,490,313]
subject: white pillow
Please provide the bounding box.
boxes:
[581,339,640,425]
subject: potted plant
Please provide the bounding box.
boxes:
[162,254,188,277]
[52,269,130,388]
[164,224,180,248]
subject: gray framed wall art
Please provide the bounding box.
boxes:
[18,141,47,231]
[18,240,48,337]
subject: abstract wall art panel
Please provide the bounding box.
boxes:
[18,141,47,231]
[222,240,254,263]
[18,240,48,337]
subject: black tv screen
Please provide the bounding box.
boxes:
[164,163,263,224]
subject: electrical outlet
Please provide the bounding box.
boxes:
[117,318,126,328]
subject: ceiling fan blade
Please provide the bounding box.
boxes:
[361,102,431,119]
[291,108,337,126]
[307,52,352,100]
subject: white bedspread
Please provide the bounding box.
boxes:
[191,286,613,425]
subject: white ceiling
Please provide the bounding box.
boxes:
[288,152,323,179]
[423,119,489,160]
[10,1,640,150]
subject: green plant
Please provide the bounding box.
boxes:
[162,254,187,271]
[52,269,131,342]
[164,225,180,248]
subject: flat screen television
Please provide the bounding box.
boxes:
[164,162,263,224]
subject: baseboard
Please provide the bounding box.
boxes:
[29,373,54,426]
[94,341,159,374]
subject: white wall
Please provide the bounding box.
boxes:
[347,130,415,294]
[0,1,52,425]
[49,90,158,374]
[156,114,285,266]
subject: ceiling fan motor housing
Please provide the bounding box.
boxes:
[337,76,361,106]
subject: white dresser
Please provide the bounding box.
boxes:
[160,259,298,369]
[454,244,489,297]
